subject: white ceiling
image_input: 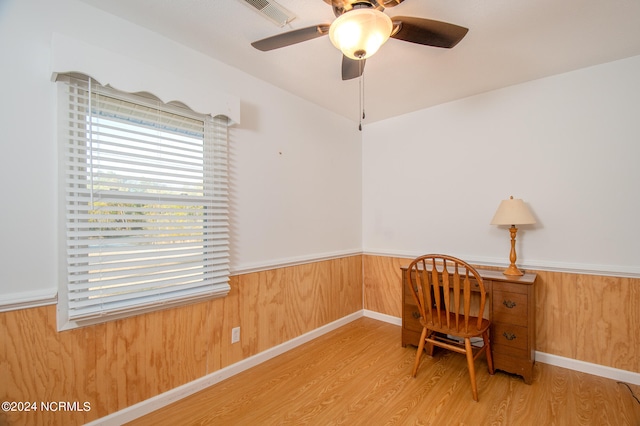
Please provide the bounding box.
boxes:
[77,0,640,124]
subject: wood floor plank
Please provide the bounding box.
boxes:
[127,318,640,426]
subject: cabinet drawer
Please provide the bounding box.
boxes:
[493,291,528,327]
[492,322,528,351]
[403,304,422,332]
[493,280,528,295]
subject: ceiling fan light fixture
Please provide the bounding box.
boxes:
[329,8,392,60]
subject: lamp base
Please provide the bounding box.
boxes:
[503,264,524,276]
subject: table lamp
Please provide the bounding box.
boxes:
[490,196,536,276]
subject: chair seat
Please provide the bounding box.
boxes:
[421,313,490,338]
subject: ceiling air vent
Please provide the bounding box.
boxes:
[240,0,296,27]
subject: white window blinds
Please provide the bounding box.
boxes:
[57,75,230,328]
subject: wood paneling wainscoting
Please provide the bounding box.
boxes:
[0,255,363,426]
[3,253,638,424]
[363,254,640,374]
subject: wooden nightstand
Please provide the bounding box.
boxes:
[401,266,537,384]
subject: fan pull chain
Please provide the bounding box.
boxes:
[358,60,365,131]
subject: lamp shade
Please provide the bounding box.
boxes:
[329,8,392,60]
[490,196,536,226]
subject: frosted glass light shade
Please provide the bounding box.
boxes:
[490,196,536,225]
[329,8,392,60]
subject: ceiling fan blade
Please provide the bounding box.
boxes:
[390,17,468,48]
[342,55,366,80]
[251,24,331,51]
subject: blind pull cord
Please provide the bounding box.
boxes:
[88,77,94,208]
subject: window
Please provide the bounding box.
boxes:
[56,75,230,329]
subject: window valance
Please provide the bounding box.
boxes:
[50,33,240,124]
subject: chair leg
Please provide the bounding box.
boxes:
[412,327,428,377]
[482,331,494,375]
[464,337,479,401]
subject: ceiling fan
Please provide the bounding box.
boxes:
[251,0,469,81]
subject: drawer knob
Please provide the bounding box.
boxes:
[412,311,420,319]
[503,331,517,341]
[503,299,517,309]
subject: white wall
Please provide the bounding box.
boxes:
[362,55,640,276]
[2,0,638,309]
[0,0,362,307]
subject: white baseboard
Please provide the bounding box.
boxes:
[363,309,402,326]
[86,311,364,426]
[535,351,640,385]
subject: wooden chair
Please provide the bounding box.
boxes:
[407,254,494,401]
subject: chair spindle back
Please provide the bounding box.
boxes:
[408,254,486,333]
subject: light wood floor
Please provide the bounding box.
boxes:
[128,317,640,425]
